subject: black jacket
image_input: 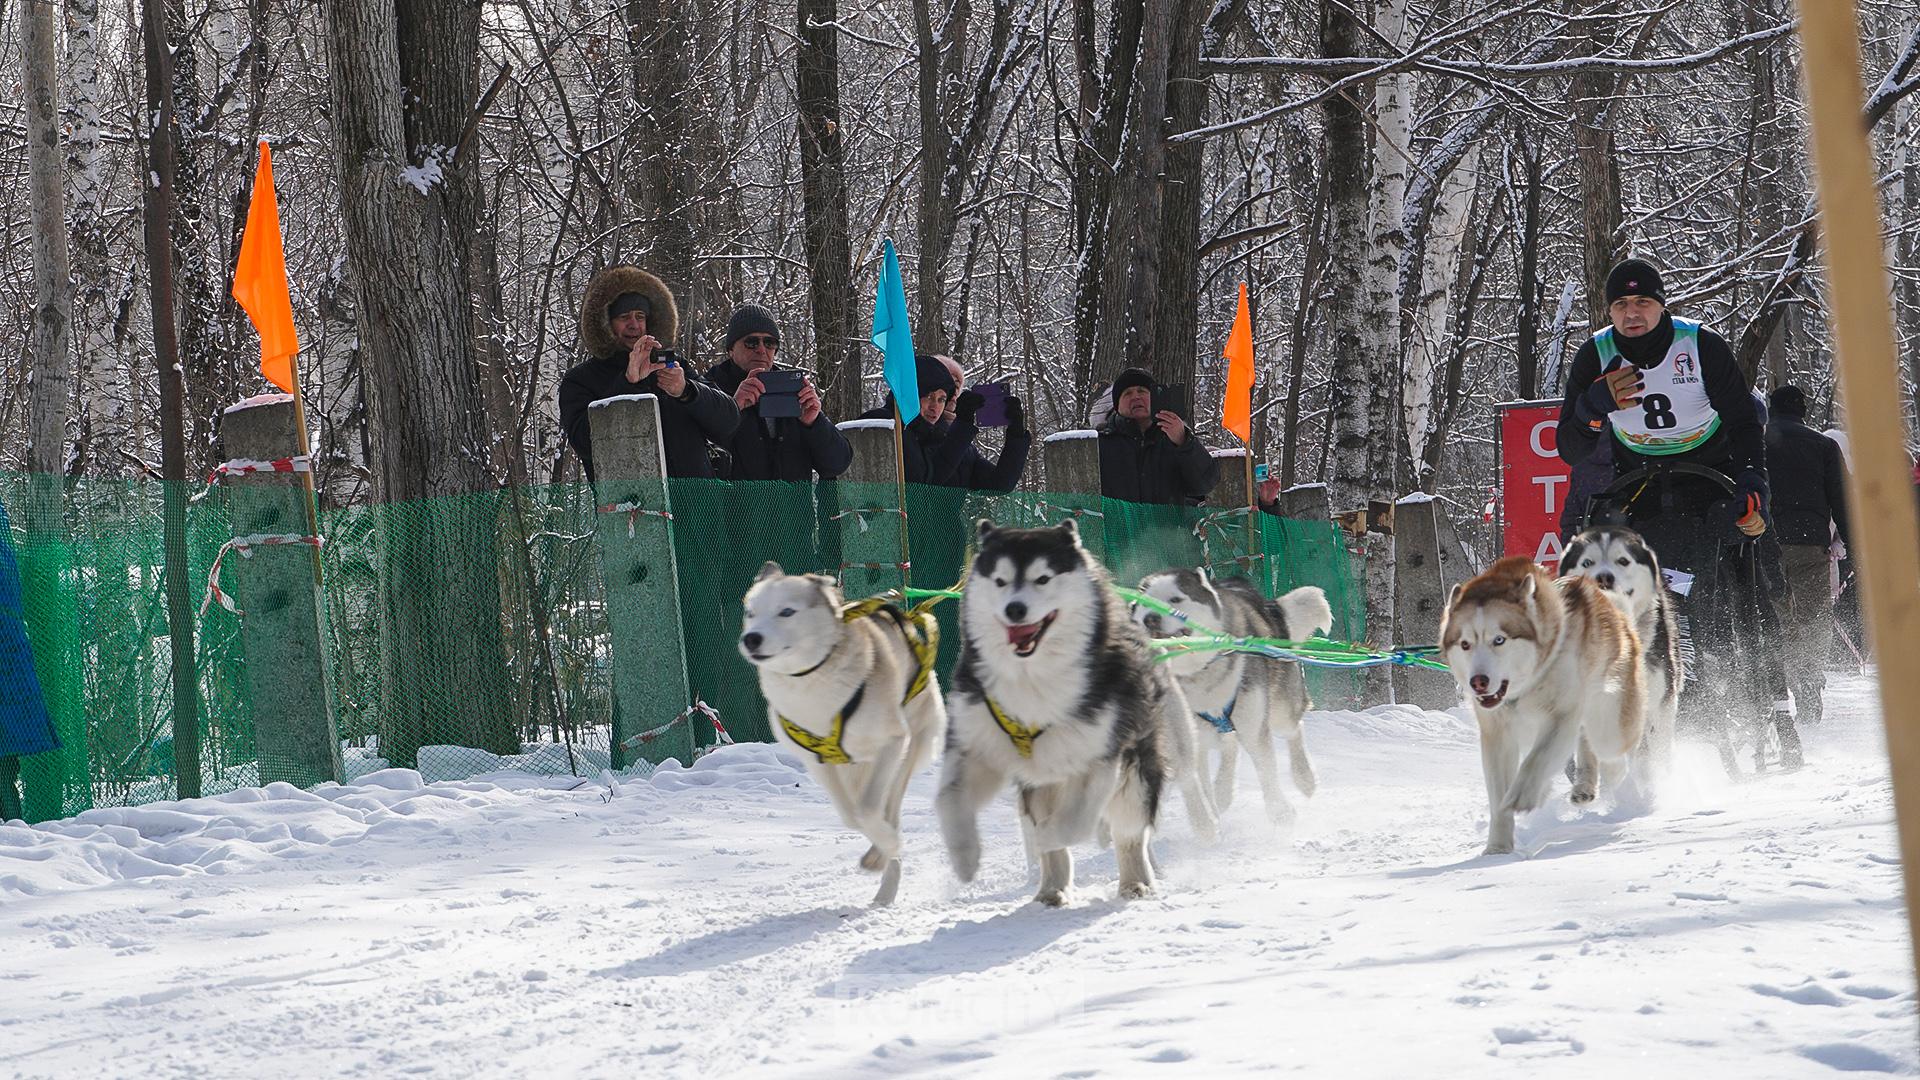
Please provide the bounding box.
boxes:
[1555,314,1763,483]
[1097,417,1221,506]
[931,416,1031,492]
[704,360,854,481]
[857,403,949,484]
[558,356,740,481]
[1765,413,1851,547]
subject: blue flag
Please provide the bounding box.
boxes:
[871,239,919,426]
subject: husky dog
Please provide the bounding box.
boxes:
[937,519,1217,906]
[1559,526,1682,788]
[1134,570,1332,824]
[1440,556,1645,856]
[740,563,947,905]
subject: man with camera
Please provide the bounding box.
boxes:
[560,265,739,481]
[1098,366,1220,505]
[704,304,853,482]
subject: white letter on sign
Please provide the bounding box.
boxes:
[1530,420,1558,459]
[1532,474,1566,515]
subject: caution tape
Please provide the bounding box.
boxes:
[190,455,313,503]
[621,699,733,753]
[200,533,324,617]
[596,501,674,539]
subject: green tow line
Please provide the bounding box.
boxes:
[898,586,1449,673]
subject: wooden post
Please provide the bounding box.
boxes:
[1041,430,1107,558]
[1793,0,1920,992]
[1390,494,1467,709]
[220,395,342,786]
[1274,482,1333,523]
[1206,447,1249,508]
[834,419,909,600]
[588,395,693,768]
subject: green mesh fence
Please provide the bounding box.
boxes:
[0,472,1362,824]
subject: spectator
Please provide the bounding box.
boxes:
[0,494,58,822]
[1766,385,1851,724]
[704,304,853,481]
[858,354,959,484]
[930,356,1031,492]
[1097,367,1220,505]
[559,265,738,481]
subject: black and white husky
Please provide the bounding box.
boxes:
[1134,570,1332,824]
[937,519,1218,906]
[1559,526,1682,788]
[740,564,947,906]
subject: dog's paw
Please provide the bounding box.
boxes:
[1569,784,1597,804]
[1265,799,1297,826]
[1118,880,1153,900]
[1482,840,1516,857]
[948,840,980,883]
[860,845,887,872]
[1034,887,1070,908]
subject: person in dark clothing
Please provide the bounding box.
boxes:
[704,304,854,482]
[929,355,1031,492]
[1098,367,1220,506]
[857,354,960,484]
[1556,259,1796,769]
[559,265,739,482]
[1765,384,1851,724]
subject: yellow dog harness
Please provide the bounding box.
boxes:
[778,601,939,766]
[984,696,1045,758]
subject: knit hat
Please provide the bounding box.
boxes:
[1605,260,1666,306]
[724,304,780,351]
[1769,385,1808,417]
[1111,367,1157,399]
[914,353,957,398]
[607,291,652,321]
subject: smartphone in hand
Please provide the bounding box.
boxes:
[1151,382,1190,423]
[757,369,804,418]
[973,381,1011,427]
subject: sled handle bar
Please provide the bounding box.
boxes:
[1599,461,1738,500]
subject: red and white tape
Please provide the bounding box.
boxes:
[596,501,674,539]
[200,532,323,617]
[621,699,733,753]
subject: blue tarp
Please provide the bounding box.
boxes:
[0,495,59,758]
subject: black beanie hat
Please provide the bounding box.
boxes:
[1111,367,1157,400]
[914,353,957,399]
[724,304,780,351]
[1769,385,1808,417]
[1605,260,1666,306]
[607,291,652,321]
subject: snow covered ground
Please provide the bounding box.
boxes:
[2,673,1911,1078]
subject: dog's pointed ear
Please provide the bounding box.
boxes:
[814,575,844,609]
[1056,517,1079,543]
[1521,571,1538,602]
[975,517,997,543]
[755,560,784,583]
[1447,582,1464,609]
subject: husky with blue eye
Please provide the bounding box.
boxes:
[936,519,1217,907]
[1559,526,1681,788]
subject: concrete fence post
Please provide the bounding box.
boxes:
[219,395,341,786]
[588,394,693,767]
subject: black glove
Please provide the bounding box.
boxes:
[1574,376,1619,425]
[954,389,986,426]
[1004,394,1027,437]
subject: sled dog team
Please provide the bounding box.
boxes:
[740,517,1673,905]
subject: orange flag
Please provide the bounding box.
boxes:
[232,141,300,394]
[1221,282,1254,444]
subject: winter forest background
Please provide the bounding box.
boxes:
[4,0,1920,523]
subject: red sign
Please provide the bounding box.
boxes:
[1498,402,1571,568]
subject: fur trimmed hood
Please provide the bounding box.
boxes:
[579,264,678,359]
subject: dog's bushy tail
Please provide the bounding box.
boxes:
[1278,586,1334,641]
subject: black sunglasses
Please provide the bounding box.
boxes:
[741,335,779,350]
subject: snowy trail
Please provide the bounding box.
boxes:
[1,675,1911,1078]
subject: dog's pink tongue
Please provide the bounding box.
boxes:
[1006,623,1041,649]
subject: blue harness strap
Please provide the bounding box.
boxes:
[1198,691,1237,734]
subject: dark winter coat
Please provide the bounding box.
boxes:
[857,402,950,484]
[1765,412,1851,547]
[1554,314,1764,483]
[704,360,854,481]
[931,416,1031,492]
[559,265,739,482]
[0,495,58,759]
[1097,416,1221,506]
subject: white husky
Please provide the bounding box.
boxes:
[739,563,947,905]
[1440,556,1645,856]
[1559,526,1682,788]
[1134,569,1332,824]
[937,519,1217,906]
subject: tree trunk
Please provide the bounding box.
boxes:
[1513,130,1544,400]
[1150,0,1214,396]
[65,0,124,475]
[1570,1,1625,328]
[24,0,73,486]
[1093,0,1179,379]
[796,0,861,420]
[625,0,700,350]
[323,0,517,767]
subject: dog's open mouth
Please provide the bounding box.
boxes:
[1475,680,1509,709]
[1006,612,1057,657]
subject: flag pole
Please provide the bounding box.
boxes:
[1793,0,1920,994]
[892,400,911,592]
[285,352,324,586]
